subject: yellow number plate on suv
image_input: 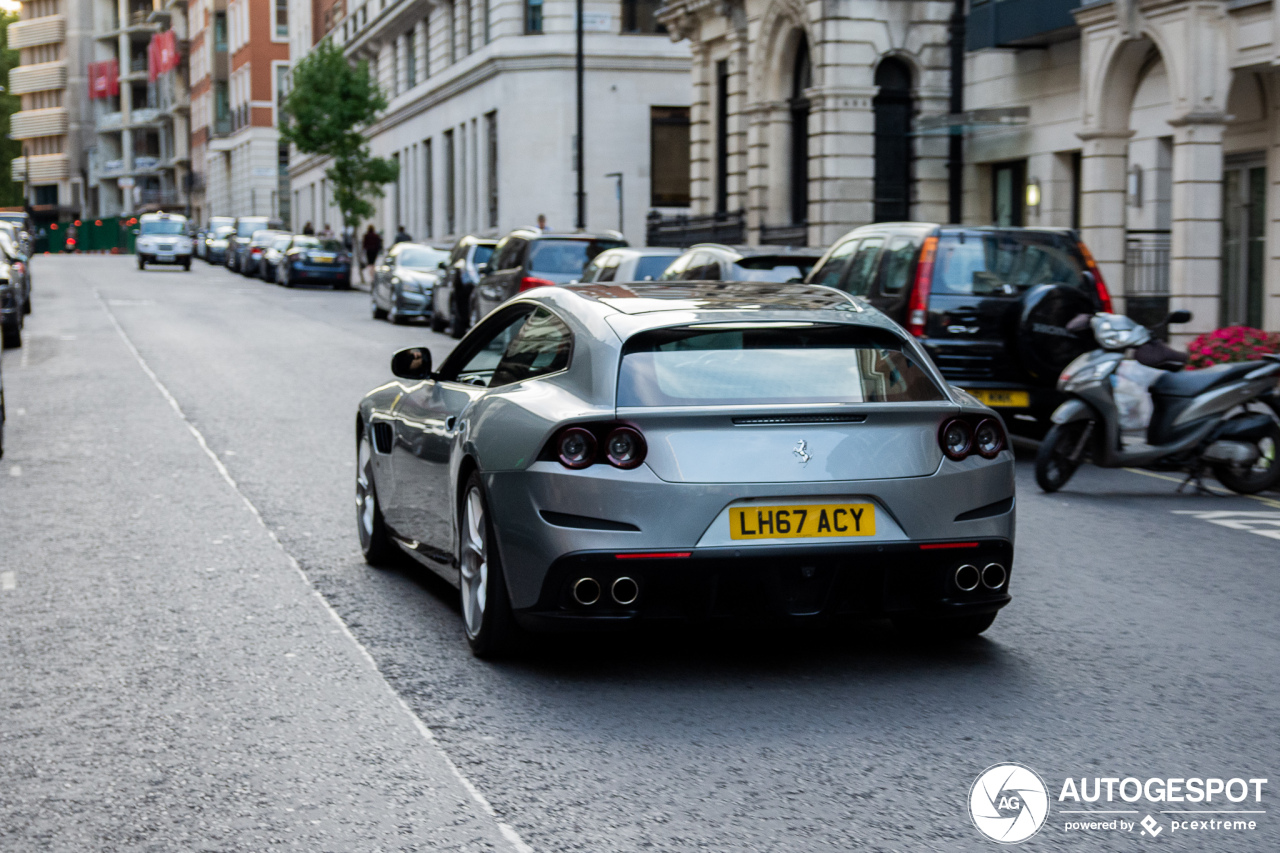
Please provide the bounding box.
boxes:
[966,389,1030,408]
[730,504,876,540]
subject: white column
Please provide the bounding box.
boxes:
[1077,130,1131,312]
[1168,118,1225,342]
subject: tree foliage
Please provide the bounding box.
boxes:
[0,13,25,206]
[280,39,398,232]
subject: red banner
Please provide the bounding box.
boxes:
[88,60,119,99]
[148,30,179,82]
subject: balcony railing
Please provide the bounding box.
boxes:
[646,210,745,248]
[759,222,809,248]
[1124,229,1171,330]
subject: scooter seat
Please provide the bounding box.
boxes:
[1150,361,1261,398]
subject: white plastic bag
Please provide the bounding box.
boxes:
[1111,360,1163,432]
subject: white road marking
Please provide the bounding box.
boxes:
[8,465,20,477]
[1,571,14,590]
[97,292,535,853]
[1172,510,1280,541]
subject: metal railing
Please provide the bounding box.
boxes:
[759,222,808,247]
[646,209,745,248]
[1124,230,1170,296]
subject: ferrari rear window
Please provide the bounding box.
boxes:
[618,325,944,407]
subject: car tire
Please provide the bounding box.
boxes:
[371,300,387,320]
[1212,418,1280,495]
[183,261,191,271]
[430,295,447,332]
[894,612,997,640]
[356,429,398,565]
[459,472,520,658]
[2,318,22,349]
[469,292,482,330]
[281,267,293,288]
[449,286,468,339]
[1035,421,1089,492]
[389,305,406,325]
[138,257,146,270]
[23,295,31,316]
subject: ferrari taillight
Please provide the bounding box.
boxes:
[549,423,647,470]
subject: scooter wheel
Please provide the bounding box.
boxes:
[1035,421,1088,492]
[1212,419,1280,495]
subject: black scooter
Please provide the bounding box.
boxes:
[1036,311,1280,494]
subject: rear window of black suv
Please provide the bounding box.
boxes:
[931,231,1088,297]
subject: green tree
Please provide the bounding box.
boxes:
[0,12,25,206]
[279,39,398,257]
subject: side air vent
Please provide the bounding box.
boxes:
[370,422,394,454]
[732,414,867,426]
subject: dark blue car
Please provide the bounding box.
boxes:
[276,237,352,289]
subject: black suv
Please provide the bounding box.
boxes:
[432,235,497,338]
[471,229,626,325]
[806,223,1114,434]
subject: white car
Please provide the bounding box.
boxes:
[136,212,194,271]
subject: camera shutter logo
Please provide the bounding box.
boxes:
[969,763,1050,843]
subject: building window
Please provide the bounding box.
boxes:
[486,111,498,228]
[789,39,811,227]
[872,57,912,223]
[214,12,228,51]
[992,160,1026,227]
[622,0,664,34]
[406,31,416,88]
[715,59,729,214]
[422,17,431,76]
[449,1,458,62]
[444,129,456,234]
[650,106,690,207]
[484,0,491,43]
[34,185,58,206]
[275,64,288,124]
[526,0,543,33]
[463,0,472,54]
[424,138,434,238]
[275,0,287,38]
[390,41,399,95]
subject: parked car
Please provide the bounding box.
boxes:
[370,242,450,323]
[136,212,194,271]
[257,233,295,280]
[0,225,31,317]
[205,224,235,264]
[431,236,497,338]
[470,229,626,327]
[659,244,824,283]
[0,348,6,457]
[241,229,287,277]
[227,216,282,272]
[355,281,1014,656]
[0,211,34,256]
[805,223,1113,434]
[580,247,681,284]
[0,236,26,348]
[201,216,235,261]
[276,236,352,288]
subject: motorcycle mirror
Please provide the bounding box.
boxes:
[1166,310,1192,324]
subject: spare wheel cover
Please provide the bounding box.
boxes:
[1017,283,1097,382]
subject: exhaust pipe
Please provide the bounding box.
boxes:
[954,564,980,592]
[611,577,639,606]
[572,577,601,606]
[981,563,1007,590]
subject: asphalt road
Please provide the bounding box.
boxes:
[2,255,1277,852]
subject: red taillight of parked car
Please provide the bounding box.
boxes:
[1076,241,1113,312]
[939,416,1006,461]
[906,235,937,337]
[519,276,555,292]
[550,424,647,470]
[251,247,263,257]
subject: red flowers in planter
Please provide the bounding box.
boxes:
[1186,326,1280,369]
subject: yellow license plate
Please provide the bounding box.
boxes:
[966,389,1030,408]
[729,503,876,540]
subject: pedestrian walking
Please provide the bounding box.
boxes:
[537,214,550,233]
[362,225,383,282]
[321,223,334,238]
[302,221,315,235]
[393,225,412,245]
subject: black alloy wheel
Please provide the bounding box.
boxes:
[1035,420,1090,492]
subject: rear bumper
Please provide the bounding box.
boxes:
[514,538,1013,631]
[139,253,190,265]
[291,263,351,282]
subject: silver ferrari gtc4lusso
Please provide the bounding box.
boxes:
[355,282,1015,656]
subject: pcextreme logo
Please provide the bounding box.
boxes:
[969,764,1269,843]
[969,763,1051,844]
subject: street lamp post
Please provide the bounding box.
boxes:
[575,0,585,230]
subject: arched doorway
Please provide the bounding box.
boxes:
[789,37,811,226]
[873,58,913,222]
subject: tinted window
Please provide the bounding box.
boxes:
[878,235,920,295]
[618,325,944,407]
[809,239,859,288]
[528,239,625,275]
[729,256,816,283]
[448,308,535,386]
[397,246,449,270]
[489,308,573,387]
[658,253,692,281]
[842,238,884,296]
[140,220,186,235]
[682,253,720,280]
[273,236,292,249]
[633,255,674,281]
[237,219,269,237]
[472,245,494,265]
[492,237,527,271]
[931,232,1087,296]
